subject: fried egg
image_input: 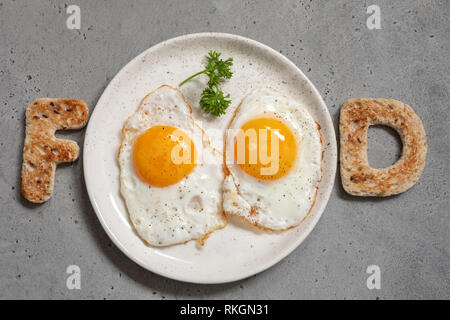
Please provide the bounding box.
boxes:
[119,85,226,246]
[223,88,322,230]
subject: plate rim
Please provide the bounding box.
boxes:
[83,32,337,284]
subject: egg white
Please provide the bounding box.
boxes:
[223,88,322,230]
[119,85,226,246]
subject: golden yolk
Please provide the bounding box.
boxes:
[234,117,297,181]
[133,126,196,187]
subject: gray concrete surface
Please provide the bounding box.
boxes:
[1,0,449,300]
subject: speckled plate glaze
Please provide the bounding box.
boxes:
[84,33,336,284]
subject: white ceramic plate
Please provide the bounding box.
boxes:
[84,33,336,284]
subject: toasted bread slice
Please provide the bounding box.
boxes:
[21,98,89,203]
[340,98,427,196]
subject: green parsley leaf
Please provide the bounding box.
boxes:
[179,51,233,116]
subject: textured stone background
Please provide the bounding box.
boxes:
[1,0,449,299]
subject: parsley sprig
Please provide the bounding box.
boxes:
[179,51,233,116]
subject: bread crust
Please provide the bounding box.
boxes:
[21,98,89,203]
[340,98,427,196]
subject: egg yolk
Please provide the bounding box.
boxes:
[234,117,297,181]
[133,126,196,187]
